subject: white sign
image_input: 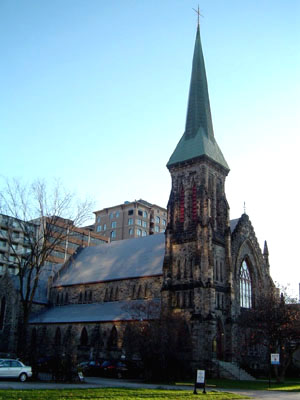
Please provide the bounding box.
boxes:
[271,353,280,365]
[196,369,205,384]
[78,372,85,382]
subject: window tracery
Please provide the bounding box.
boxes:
[240,260,252,308]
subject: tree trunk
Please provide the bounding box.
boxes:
[17,306,30,360]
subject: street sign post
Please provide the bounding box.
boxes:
[269,353,280,387]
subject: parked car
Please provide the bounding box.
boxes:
[78,360,103,376]
[0,359,32,382]
[99,359,143,378]
[36,356,56,373]
[99,360,119,377]
[119,360,144,379]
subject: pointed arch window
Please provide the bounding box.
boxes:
[54,327,61,346]
[192,184,197,220]
[176,259,181,280]
[132,285,136,299]
[240,260,252,308]
[179,187,185,223]
[107,326,118,349]
[115,287,119,301]
[80,327,88,346]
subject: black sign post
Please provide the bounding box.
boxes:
[193,369,206,394]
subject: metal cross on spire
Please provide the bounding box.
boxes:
[192,5,203,26]
[243,201,247,214]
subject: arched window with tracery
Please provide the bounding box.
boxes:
[179,187,185,223]
[0,297,6,330]
[240,260,252,308]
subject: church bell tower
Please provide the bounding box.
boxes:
[162,23,231,363]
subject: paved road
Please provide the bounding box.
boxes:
[0,376,299,399]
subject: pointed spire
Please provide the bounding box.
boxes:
[167,25,229,170]
[263,240,269,257]
[263,240,270,272]
[185,24,214,140]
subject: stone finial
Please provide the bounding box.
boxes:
[263,240,269,256]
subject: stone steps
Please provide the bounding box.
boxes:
[216,360,256,381]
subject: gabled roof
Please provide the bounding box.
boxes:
[53,233,165,287]
[167,25,229,171]
[29,299,160,324]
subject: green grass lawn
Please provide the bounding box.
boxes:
[204,379,300,391]
[175,378,300,392]
[0,388,248,400]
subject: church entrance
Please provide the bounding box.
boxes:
[216,319,225,360]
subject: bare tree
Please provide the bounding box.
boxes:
[0,178,94,356]
[122,303,192,381]
[237,289,300,382]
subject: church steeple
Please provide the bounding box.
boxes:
[162,21,231,364]
[167,25,229,171]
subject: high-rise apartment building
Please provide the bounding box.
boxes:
[94,199,167,241]
[0,214,107,276]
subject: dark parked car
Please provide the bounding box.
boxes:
[36,356,57,373]
[99,359,143,378]
[78,360,103,376]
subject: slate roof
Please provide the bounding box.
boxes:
[10,263,61,304]
[29,299,160,324]
[167,25,229,171]
[53,233,165,287]
[230,218,240,233]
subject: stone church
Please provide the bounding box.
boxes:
[0,24,274,375]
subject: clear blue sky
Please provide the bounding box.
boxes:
[1,1,299,297]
